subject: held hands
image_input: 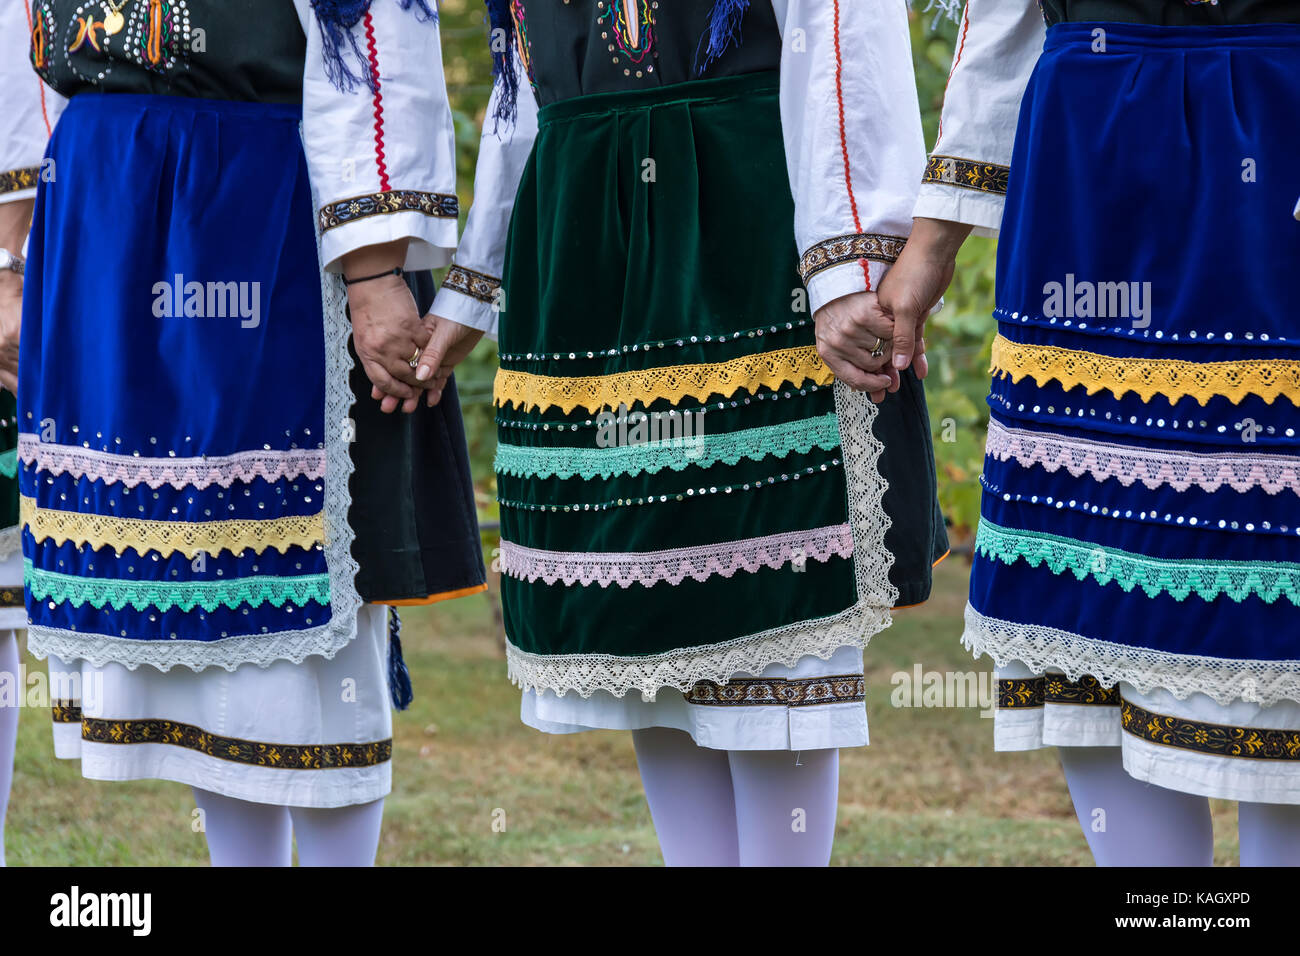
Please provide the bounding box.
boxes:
[342,239,482,413]
[413,313,483,408]
[0,276,21,395]
[347,271,432,414]
[813,290,901,403]
[815,218,971,399]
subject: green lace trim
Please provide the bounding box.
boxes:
[494,413,842,480]
[24,560,331,613]
[0,448,15,479]
[976,519,1300,605]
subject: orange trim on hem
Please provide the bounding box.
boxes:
[892,549,952,611]
[376,583,488,607]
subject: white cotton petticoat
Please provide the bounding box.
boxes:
[47,603,392,809]
[993,659,1300,805]
[521,644,868,751]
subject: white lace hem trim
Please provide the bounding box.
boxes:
[506,603,890,701]
[504,380,898,698]
[963,602,1300,707]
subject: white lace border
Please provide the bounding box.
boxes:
[504,380,899,700]
[964,602,1300,707]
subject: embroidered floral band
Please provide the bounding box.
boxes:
[684,674,866,707]
[990,334,1300,406]
[20,496,325,559]
[0,166,39,196]
[52,701,81,723]
[976,518,1300,605]
[923,154,1010,195]
[493,345,834,414]
[25,560,330,613]
[81,717,393,770]
[798,233,906,284]
[494,413,842,481]
[985,418,1300,497]
[0,586,21,609]
[317,189,459,233]
[997,673,1121,709]
[441,264,500,305]
[499,523,854,588]
[1121,701,1300,760]
[17,436,326,490]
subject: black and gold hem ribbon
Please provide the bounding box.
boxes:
[65,716,393,770]
[998,673,1121,709]
[684,674,865,707]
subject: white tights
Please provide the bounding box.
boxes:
[0,631,17,867]
[632,726,839,867]
[1059,746,1300,866]
[191,788,385,867]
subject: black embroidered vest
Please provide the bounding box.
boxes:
[29,0,304,102]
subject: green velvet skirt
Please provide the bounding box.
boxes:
[494,71,946,700]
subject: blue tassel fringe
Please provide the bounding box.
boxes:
[387,607,414,711]
[310,0,439,93]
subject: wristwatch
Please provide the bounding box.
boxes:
[0,249,23,277]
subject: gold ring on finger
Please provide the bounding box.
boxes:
[408,347,421,369]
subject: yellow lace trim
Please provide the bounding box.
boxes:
[990,335,1300,406]
[20,497,325,558]
[494,345,834,414]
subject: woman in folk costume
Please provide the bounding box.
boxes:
[20,0,484,866]
[427,0,946,866]
[880,0,1300,865]
[0,2,65,866]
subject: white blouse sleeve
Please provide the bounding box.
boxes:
[771,0,927,314]
[912,0,1045,237]
[295,0,458,273]
[430,65,539,340]
[1,2,65,207]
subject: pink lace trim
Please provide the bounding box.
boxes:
[500,523,855,588]
[985,419,1300,496]
[18,435,327,490]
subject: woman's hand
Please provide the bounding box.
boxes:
[414,312,484,407]
[814,290,900,403]
[0,199,33,395]
[341,239,428,414]
[0,276,21,395]
[877,217,973,379]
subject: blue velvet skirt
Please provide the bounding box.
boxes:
[19,92,360,672]
[968,23,1300,715]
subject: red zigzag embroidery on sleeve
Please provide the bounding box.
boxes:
[831,0,871,289]
[362,11,391,193]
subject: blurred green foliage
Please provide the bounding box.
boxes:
[436,1,995,540]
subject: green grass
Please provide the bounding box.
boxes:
[5,559,1242,865]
